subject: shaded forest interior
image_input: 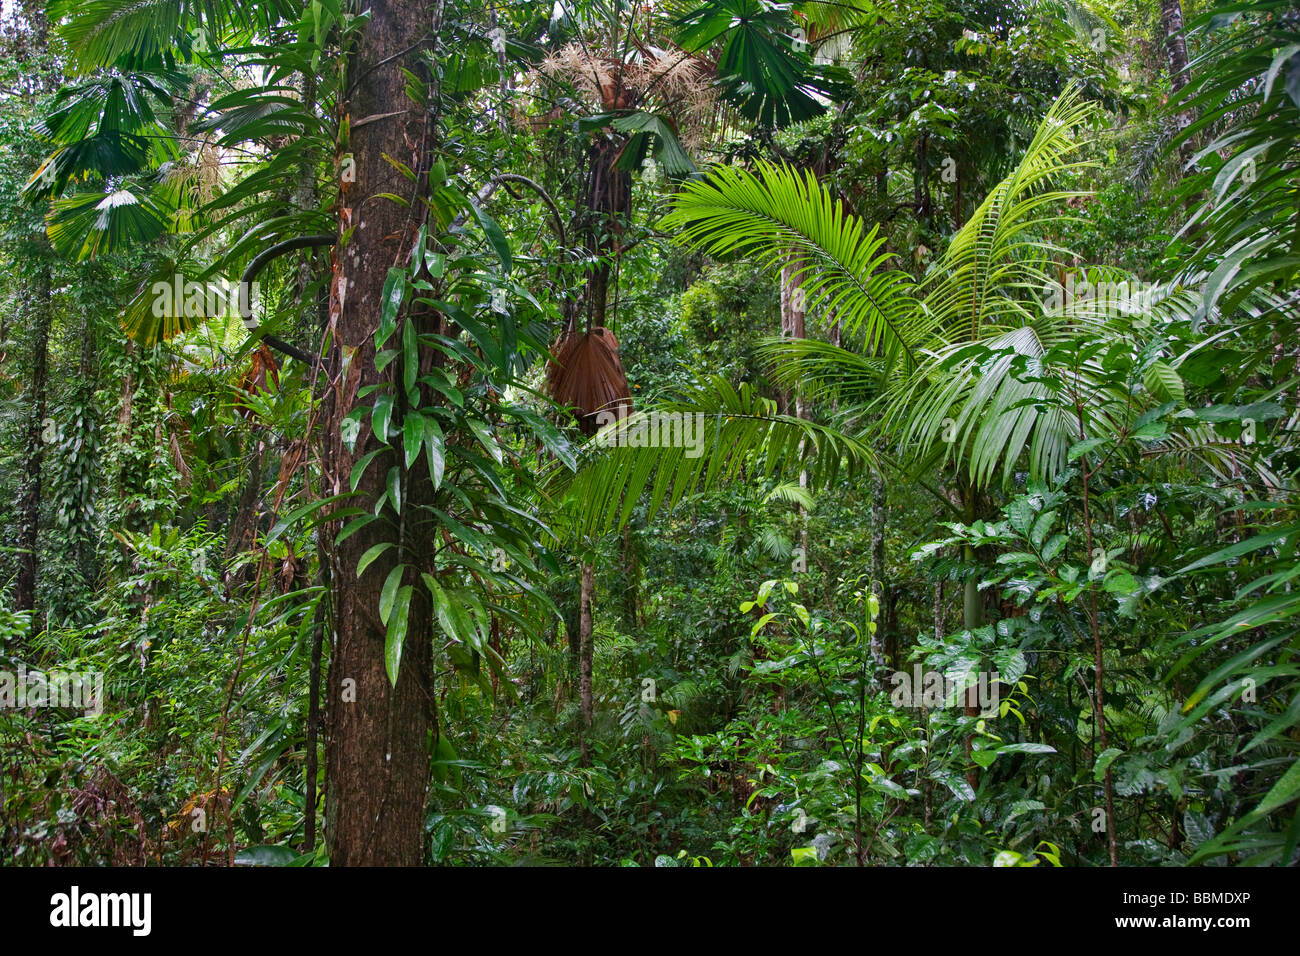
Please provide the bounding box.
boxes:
[1,0,1298,868]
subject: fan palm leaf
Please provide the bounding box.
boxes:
[51,0,296,71]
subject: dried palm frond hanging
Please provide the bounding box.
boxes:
[237,343,280,419]
[547,326,633,435]
[531,44,716,145]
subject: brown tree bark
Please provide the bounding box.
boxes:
[1161,0,1190,95]
[579,138,632,333]
[868,473,888,676]
[779,259,807,417]
[322,0,441,867]
[577,560,595,766]
[1162,0,1195,165]
[780,260,812,573]
[14,263,51,616]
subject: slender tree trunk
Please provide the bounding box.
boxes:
[933,579,944,641]
[577,560,595,766]
[564,589,580,706]
[779,259,807,414]
[15,263,51,617]
[70,309,99,586]
[1162,0,1195,164]
[322,0,441,867]
[915,133,932,230]
[1079,459,1120,866]
[868,473,888,676]
[1161,0,1190,95]
[960,481,984,791]
[780,260,812,569]
[620,522,639,632]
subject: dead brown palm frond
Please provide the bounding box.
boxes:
[547,326,633,434]
[531,43,716,148]
[237,344,279,419]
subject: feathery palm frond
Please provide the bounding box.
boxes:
[1147,421,1286,491]
[662,160,921,369]
[872,85,1114,488]
[549,375,873,542]
[763,481,814,510]
[917,83,1100,346]
[1156,2,1300,862]
[190,87,321,144]
[899,268,1207,489]
[1165,514,1300,866]
[1171,0,1300,326]
[656,87,1120,489]
[756,335,884,408]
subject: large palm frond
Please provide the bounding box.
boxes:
[549,375,874,541]
[757,336,885,408]
[50,0,297,71]
[661,160,921,369]
[22,72,182,199]
[1171,0,1300,325]
[673,0,849,129]
[871,86,1116,487]
[45,187,172,260]
[916,83,1100,345]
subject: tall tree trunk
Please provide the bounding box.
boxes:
[779,259,808,414]
[1162,0,1194,164]
[960,481,984,792]
[933,579,944,641]
[620,522,639,632]
[915,133,932,231]
[1161,0,1190,95]
[577,560,595,766]
[15,263,51,617]
[322,0,441,867]
[780,260,812,569]
[70,310,98,584]
[12,4,56,618]
[868,473,888,676]
[580,138,631,333]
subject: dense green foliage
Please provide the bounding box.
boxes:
[1,0,1298,867]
